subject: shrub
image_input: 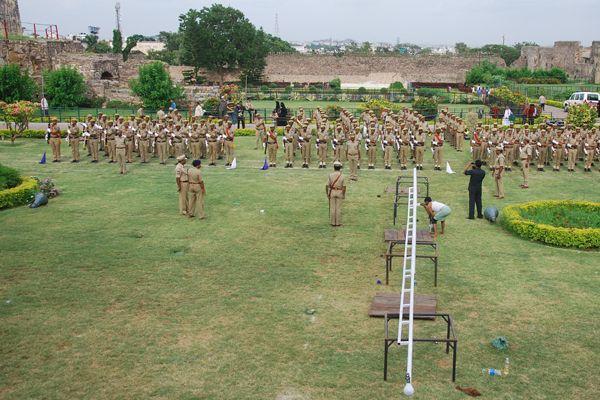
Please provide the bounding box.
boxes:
[358,99,400,117]
[566,103,597,129]
[416,88,439,98]
[379,87,389,94]
[489,86,527,108]
[500,200,600,249]
[325,104,342,118]
[0,129,45,139]
[389,81,405,91]
[357,87,367,94]
[43,67,87,107]
[234,128,256,136]
[202,97,220,113]
[0,176,38,210]
[329,78,341,90]
[0,64,37,102]
[412,97,438,119]
[0,100,37,142]
[0,164,21,190]
[106,100,140,109]
[129,62,184,109]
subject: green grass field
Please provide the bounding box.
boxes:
[1,138,598,399]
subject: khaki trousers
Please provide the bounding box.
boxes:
[188,184,205,219]
[495,175,504,197]
[521,159,529,185]
[225,140,234,164]
[90,140,99,161]
[190,142,201,159]
[329,191,343,226]
[139,140,149,162]
[157,142,167,163]
[116,148,126,173]
[70,139,80,161]
[268,143,278,165]
[348,154,359,180]
[433,146,443,167]
[49,138,61,161]
[179,182,189,214]
[415,146,424,166]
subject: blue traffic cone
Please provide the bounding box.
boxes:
[39,151,46,164]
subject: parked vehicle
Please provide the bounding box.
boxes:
[563,92,599,111]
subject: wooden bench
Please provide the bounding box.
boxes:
[369,293,437,319]
[383,312,458,383]
[383,229,439,286]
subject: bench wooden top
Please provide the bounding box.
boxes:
[384,228,436,245]
[385,186,409,195]
[369,293,437,319]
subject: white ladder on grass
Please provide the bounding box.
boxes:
[397,167,418,396]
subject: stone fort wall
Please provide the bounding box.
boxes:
[513,41,600,83]
[262,53,505,86]
[0,0,21,35]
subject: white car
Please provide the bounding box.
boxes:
[563,92,599,111]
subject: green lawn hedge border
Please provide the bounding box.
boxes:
[0,176,38,210]
[500,200,600,249]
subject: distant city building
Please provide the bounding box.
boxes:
[132,41,165,55]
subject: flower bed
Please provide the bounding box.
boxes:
[0,176,38,210]
[500,200,600,249]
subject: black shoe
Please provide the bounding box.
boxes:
[467,217,475,220]
[477,215,484,219]
[71,160,76,163]
[92,160,98,163]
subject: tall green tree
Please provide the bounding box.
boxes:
[179,5,267,84]
[263,32,296,53]
[43,67,87,107]
[112,30,123,54]
[129,62,184,109]
[0,64,37,102]
[122,34,144,61]
[480,44,521,66]
[455,42,469,54]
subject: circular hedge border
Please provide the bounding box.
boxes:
[0,177,38,210]
[500,200,600,249]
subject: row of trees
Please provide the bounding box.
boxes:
[0,64,86,106]
[455,41,538,66]
[147,5,296,84]
[0,62,183,110]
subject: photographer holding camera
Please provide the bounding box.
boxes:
[464,159,486,219]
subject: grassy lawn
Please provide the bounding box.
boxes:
[0,138,598,399]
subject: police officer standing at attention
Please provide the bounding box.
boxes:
[464,159,486,219]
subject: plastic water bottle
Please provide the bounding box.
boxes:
[504,358,510,376]
[482,368,502,376]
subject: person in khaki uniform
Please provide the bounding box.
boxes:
[316,125,329,168]
[187,159,206,219]
[432,128,444,170]
[366,122,378,169]
[198,120,208,159]
[346,130,360,181]
[115,131,128,174]
[382,127,394,169]
[493,146,505,199]
[105,122,117,163]
[519,138,532,188]
[255,114,266,150]
[175,155,189,215]
[48,119,62,162]
[206,123,219,166]
[399,128,410,170]
[413,128,425,170]
[156,125,168,164]
[265,125,279,167]
[189,123,201,160]
[67,119,81,162]
[551,131,564,172]
[566,132,579,172]
[88,119,101,163]
[300,123,312,168]
[138,122,150,163]
[224,121,235,166]
[283,125,294,168]
[123,122,135,163]
[583,129,597,172]
[332,125,344,163]
[326,161,346,227]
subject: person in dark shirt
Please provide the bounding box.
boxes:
[464,159,486,219]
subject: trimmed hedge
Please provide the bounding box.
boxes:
[500,200,600,249]
[0,129,46,139]
[0,176,38,210]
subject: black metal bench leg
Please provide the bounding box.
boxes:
[384,340,389,381]
[452,341,457,382]
[434,257,438,287]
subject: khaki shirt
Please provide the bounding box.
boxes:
[115,135,126,149]
[188,167,204,185]
[175,163,189,182]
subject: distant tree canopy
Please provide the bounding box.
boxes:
[148,6,295,79]
[112,30,123,54]
[83,35,111,54]
[454,42,539,66]
[179,5,268,83]
[0,64,37,102]
[129,62,184,109]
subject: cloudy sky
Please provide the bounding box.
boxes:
[19,0,600,46]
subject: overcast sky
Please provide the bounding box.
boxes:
[19,0,600,46]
